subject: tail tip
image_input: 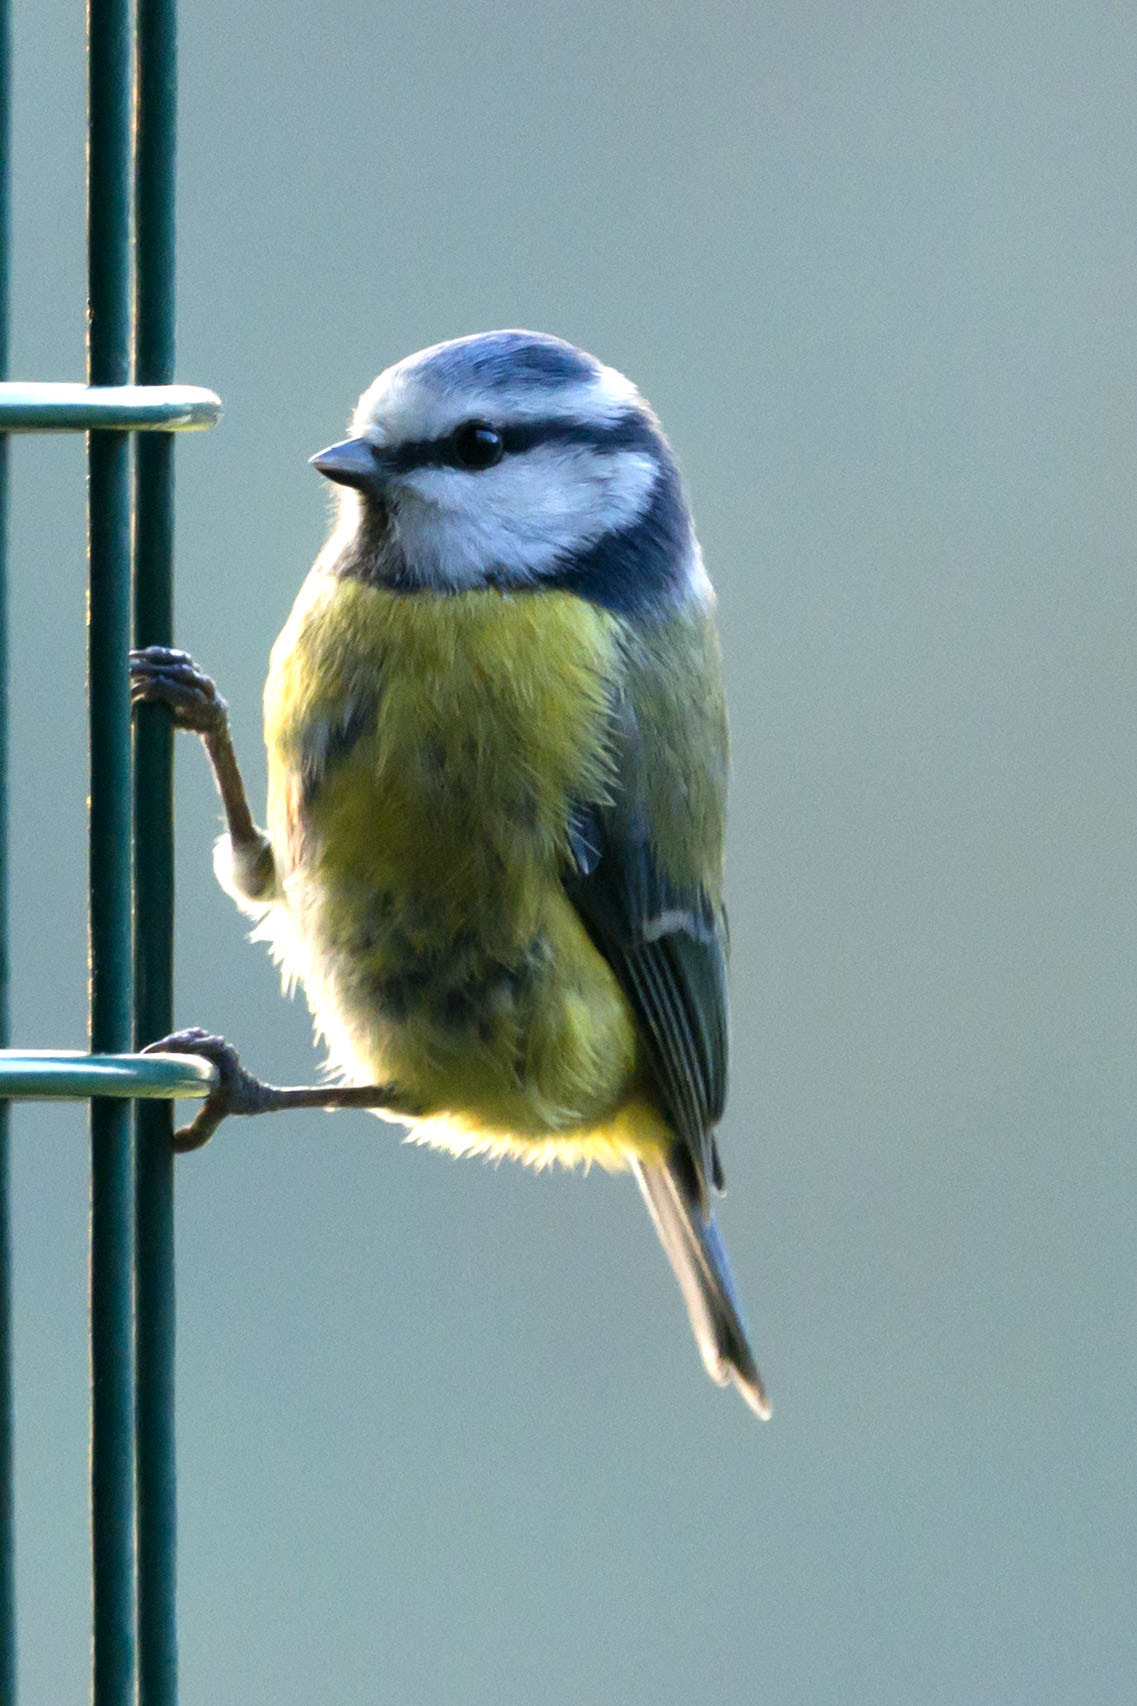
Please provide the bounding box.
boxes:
[707,1342,772,1420]
[737,1370,773,1422]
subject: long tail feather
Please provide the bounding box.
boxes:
[632,1150,771,1420]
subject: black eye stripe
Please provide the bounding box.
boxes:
[382,410,659,475]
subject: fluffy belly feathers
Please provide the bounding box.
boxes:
[250,572,664,1166]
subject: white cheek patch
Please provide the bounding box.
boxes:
[390,446,660,588]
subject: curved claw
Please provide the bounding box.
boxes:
[142,1027,271,1151]
[130,646,229,737]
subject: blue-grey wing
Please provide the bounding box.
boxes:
[562,677,729,1204]
[562,619,769,1418]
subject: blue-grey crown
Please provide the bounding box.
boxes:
[407,329,601,396]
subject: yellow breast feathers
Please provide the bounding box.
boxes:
[257,571,661,1168]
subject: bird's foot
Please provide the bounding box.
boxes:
[142,1026,275,1151]
[130,646,229,738]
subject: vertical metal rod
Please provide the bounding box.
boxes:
[133,0,178,1700]
[88,0,136,1700]
[0,0,14,1692]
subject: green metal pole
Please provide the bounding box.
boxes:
[88,0,136,1699]
[0,0,14,1693]
[133,0,178,1699]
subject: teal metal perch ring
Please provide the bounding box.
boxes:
[0,382,222,432]
[0,1050,219,1100]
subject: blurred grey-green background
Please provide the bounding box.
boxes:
[6,2,1136,1701]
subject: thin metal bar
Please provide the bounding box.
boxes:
[0,1053,216,1099]
[0,383,220,432]
[0,0,14,1690]
[88,0,136,1697]
[133,0,179,1693]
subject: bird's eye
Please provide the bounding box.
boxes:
[452,421,504,471]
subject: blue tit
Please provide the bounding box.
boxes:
[135,329,769,1419]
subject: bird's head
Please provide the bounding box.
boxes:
[311,330,709,614]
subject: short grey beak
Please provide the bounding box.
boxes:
[309,436,380,491]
